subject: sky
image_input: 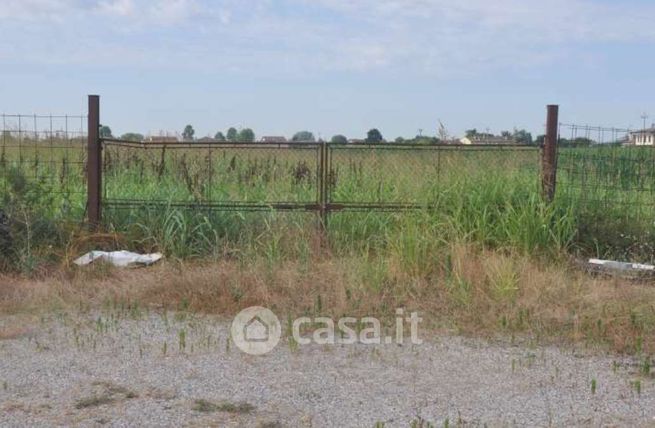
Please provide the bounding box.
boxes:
[1,0,654,140]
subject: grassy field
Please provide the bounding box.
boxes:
[1,138,655,354]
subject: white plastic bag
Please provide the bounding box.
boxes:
[74,250,163,267]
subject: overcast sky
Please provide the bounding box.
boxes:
[1,0,654,139]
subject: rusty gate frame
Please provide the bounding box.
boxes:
[86,95,558,228]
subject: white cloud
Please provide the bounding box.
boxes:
[97,0,135,16]
[2,0,655,75]
[148,0,199,25]
[0,0,76,21]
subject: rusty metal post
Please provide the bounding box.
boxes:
[319,140,329,232]
[87,95,101,228]
[542,105,559,203]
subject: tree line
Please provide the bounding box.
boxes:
[99,123,534,145]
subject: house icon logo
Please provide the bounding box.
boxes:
[244,316,269,342]
[231,306,281,355]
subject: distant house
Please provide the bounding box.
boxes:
[146,135,179,143]
[629,127,655,146]
[459,136,517,145]
[261,136,288,143]
[197,136,217,143]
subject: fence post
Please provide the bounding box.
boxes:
[542,104,559,203]
[319,140,329,232]
[87,95,101,228]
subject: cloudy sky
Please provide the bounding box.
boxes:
[1,0,654,139]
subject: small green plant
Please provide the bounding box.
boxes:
[591,378,597,395]
[410,418,435,428]
[192,399,254,414]
[178,329,186,351]
[641,357,651,376]
[632,380,642,395]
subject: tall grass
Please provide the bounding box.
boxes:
[0,139,654,270]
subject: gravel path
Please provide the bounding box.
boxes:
[0,310,653,427]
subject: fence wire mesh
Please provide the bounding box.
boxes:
[328,143,540,210]
[100,138,541,215]
[556,123,655,258]
[102,140,322,211]
[0,114,88,218]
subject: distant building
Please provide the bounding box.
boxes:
[630,127,655,146]
[146,135,179,143]
[459,136,517,145]
[261,136,288,143]
[348,139,366,144]
[197,136,217,143]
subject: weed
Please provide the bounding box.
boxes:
[410,417,435,428]
[192,399,255,414]
[75,381,137,409]
[75,395,115,409]
[641,357,651,376]
[178,329,186,352]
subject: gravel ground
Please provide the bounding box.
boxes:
[0,309,653,427]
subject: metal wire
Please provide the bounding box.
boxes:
[556,122,655,221]
[100,138,540,213]
[0,113,88,200]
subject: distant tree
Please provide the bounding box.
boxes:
[513,128,533,145]
[500,130,512,139]
[330,135,348,144]
[395,137,405,144]
[182,125,195,141]
[465,129,478,138]
[120,132,144,142]
[535,134,545,145]
[366,128,383,143]
[214,131,226,141]
[292,131,315,142]
[99,125,113,138]
[414,136,439,145]
[226,127,238,142]
[238,128,255,142]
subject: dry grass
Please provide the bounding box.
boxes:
[74,381,138,409]
[0,324,33,341]
[1,243,654,354]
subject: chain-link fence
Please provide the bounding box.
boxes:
[99,138,541,217]
[327,143,540,210]
[102,139,322,211]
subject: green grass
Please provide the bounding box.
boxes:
[1,138,655,270]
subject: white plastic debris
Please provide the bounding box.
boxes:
[74,251,163,268]
[588,259,655,273]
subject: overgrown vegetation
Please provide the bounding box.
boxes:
[1,138,655,354]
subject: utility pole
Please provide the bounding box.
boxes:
[641,113,649,131]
